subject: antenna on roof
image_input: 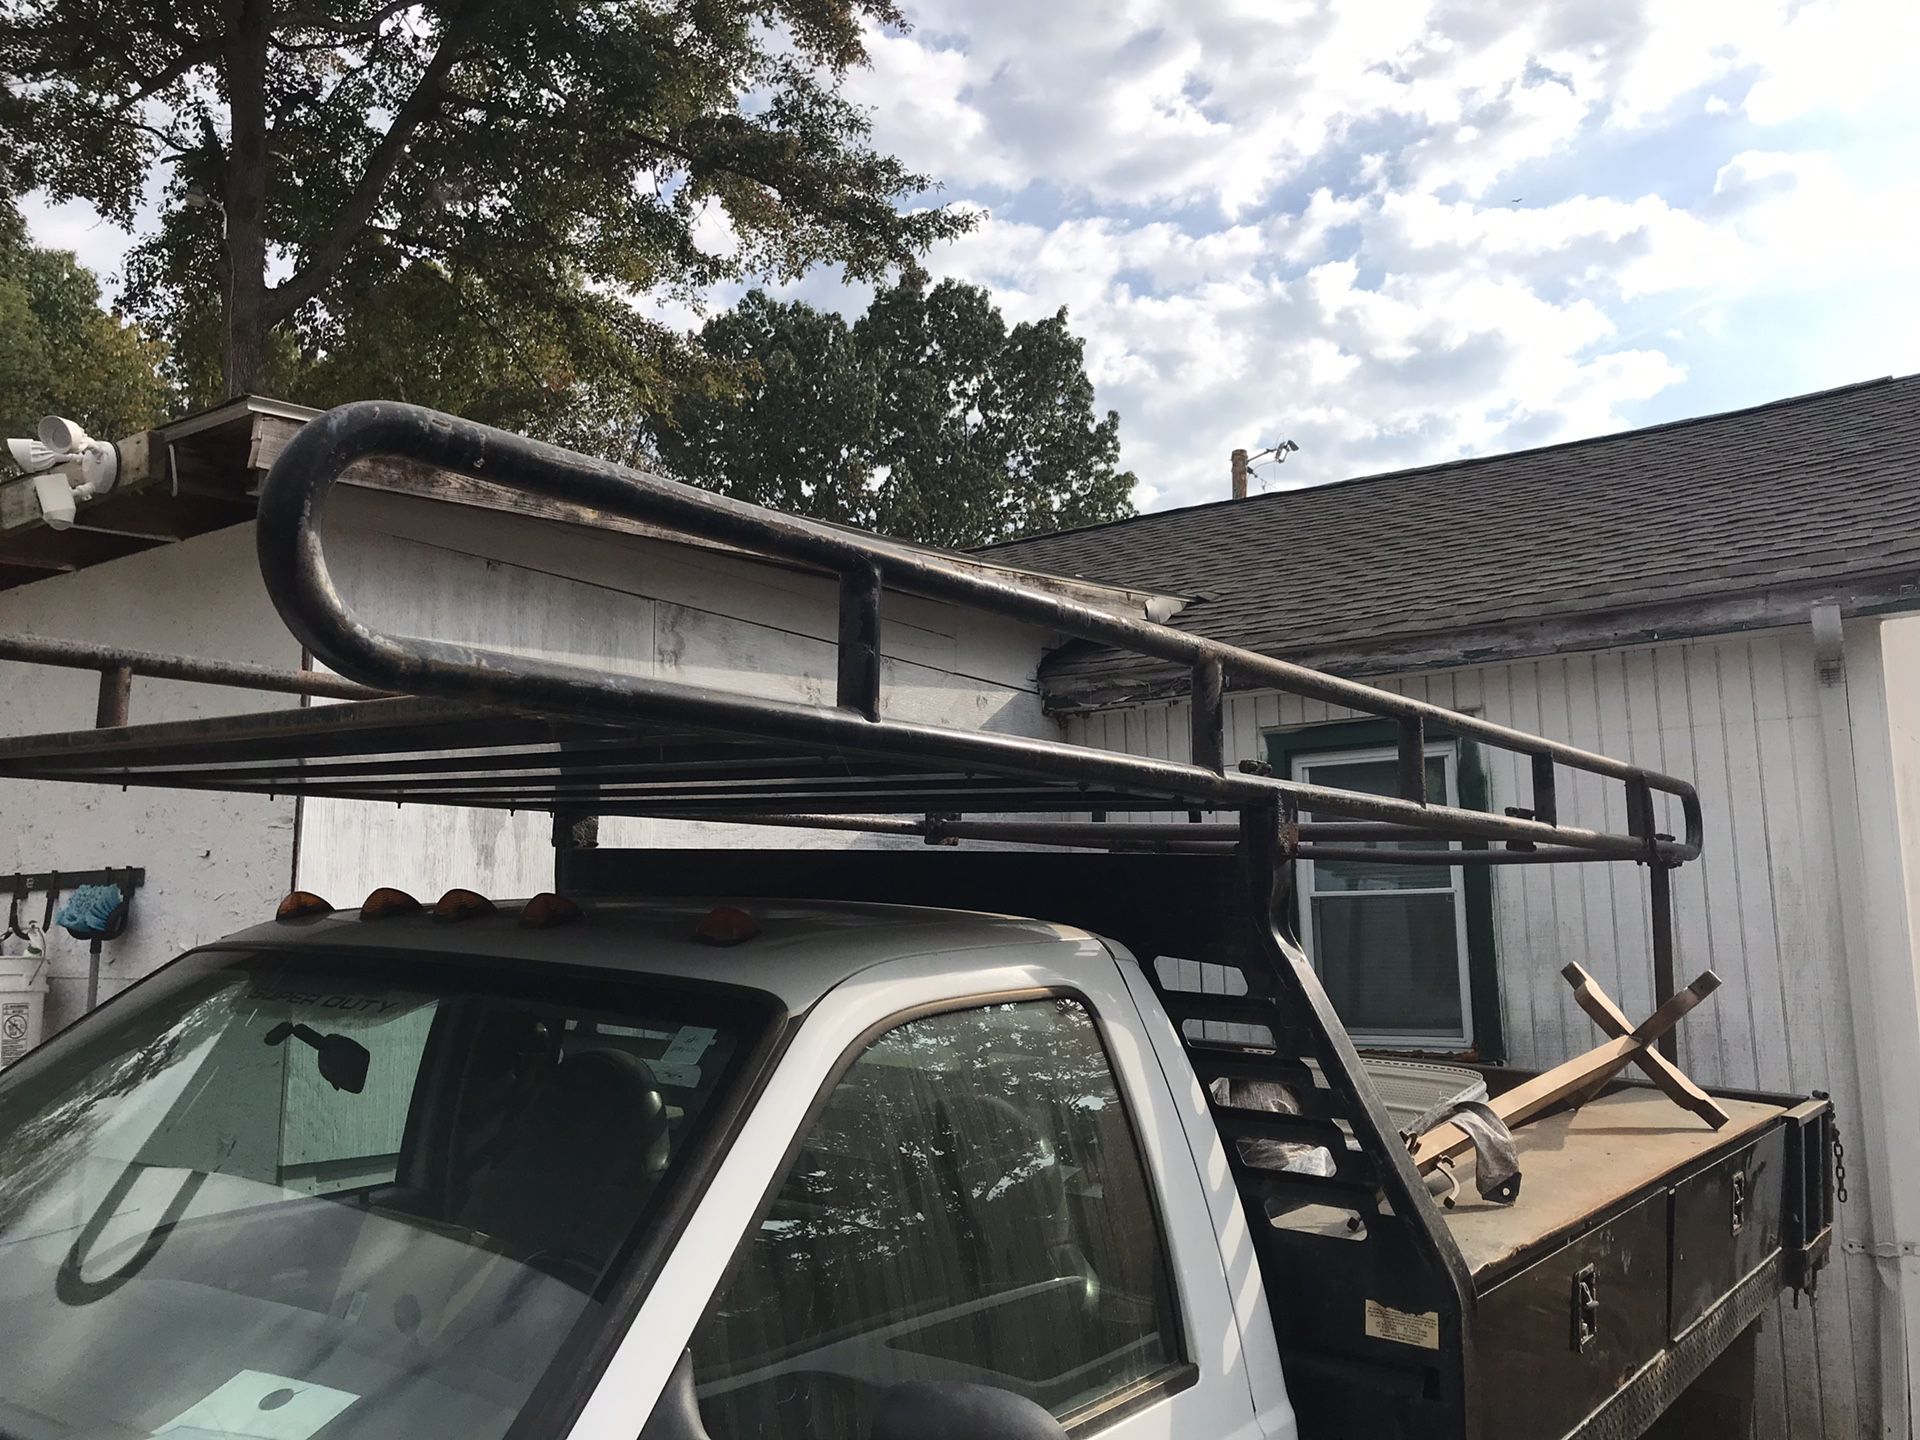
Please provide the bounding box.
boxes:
[1231,439,1299,499]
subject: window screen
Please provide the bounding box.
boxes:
[1294,747,1473,1047]
[691,997,1181,1437]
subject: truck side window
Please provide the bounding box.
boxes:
[691,997,1182,1437]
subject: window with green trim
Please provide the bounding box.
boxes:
[1267,721,1503,1059]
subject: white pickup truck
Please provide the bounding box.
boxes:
[0,858,1835,1440]
[0,402,1836,1440]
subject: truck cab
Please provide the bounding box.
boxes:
[0,895,1287,1440]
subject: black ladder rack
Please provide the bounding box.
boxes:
[0,401,1697,859]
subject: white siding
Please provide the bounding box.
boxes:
[295,487,1060,902]
[1068,628,1882,1439]
[0,526,300,1032]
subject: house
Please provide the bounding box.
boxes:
[2,377,1915,1436]
[981,375,1920,1440]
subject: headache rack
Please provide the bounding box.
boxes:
[0,401,1820,1440]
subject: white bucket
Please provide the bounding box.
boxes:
[0,955,48,1068]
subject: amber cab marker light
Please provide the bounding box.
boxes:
[432,888,498,923]
[693,905,759,946]
[275,891,334,922]
[360,887,422,921]
[519,893,583,930]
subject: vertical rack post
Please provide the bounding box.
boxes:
[1650,862,1678,1062]
[94,665,132,728]
[1398,716,1427,804]
[1530,754,1558,826]
[1626,773,1680,1060]
[836,562,883,722]
[1190,656,1225,774]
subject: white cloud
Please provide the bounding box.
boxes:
[850,0,1920,218]
[830,0,1920,507]
[16,196,141,290]
[898,105,1919,506]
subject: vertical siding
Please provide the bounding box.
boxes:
[1067,629,1871,1437]
[297,488,1062,900]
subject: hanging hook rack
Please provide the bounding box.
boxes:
[0,868,145,897]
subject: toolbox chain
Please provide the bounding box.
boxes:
[1833,1128,1848,1205]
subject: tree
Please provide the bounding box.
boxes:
[650,273,1136,547]
[0,0,974,411]
[0,199,169,440]
[652,288,881,522]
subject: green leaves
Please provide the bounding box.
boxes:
[651,274,1137,547]
[0,200,168,441]
[1,0,974,401]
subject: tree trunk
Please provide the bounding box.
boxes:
[222,0,273,398]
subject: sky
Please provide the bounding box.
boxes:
[22,0,1920,512]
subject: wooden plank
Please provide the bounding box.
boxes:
[0,558,77,591]
[1412,970,1722,1169]
[0,526,165,571]
[0,470,41,531]
[68,489,253,542]
[1561,963,1731,1125]
[248,413,302,477]
[1412,1036,1640,1167]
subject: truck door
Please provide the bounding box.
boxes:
[606,941,1273,1440]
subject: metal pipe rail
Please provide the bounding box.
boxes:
[255,401,1702,864]
[0,632,389,728]
[642,812,1626,864]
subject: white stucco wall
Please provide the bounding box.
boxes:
[0,525,301,1032]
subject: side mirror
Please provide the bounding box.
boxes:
[869,1382,1068,1440]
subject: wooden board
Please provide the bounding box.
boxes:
[1442,1087,1783,1282]
[1410,970,1722,1170]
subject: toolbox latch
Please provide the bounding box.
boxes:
[1571,1264,1600,1352]
[1730,1169,1747,1236]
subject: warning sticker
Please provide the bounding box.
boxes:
[1364,1299,1440,1351]
[1,1002,29,1065]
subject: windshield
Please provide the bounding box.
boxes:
[0,946,765,1440]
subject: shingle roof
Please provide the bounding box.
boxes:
[980,376,1920,703]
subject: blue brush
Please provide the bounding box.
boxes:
[55,885,124,937]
